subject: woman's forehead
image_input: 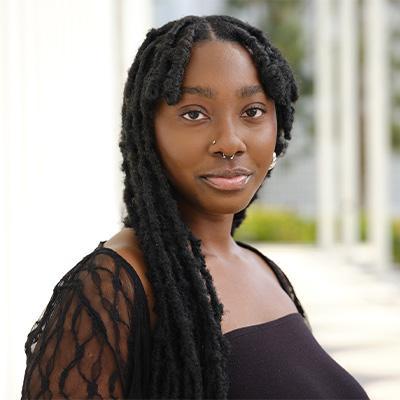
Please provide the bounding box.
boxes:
[179,40,262,93]
[186,39,255,67]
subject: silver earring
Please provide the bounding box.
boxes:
[268,152,277,171]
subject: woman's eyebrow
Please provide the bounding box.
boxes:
[180,84,264,99]
[238,84,264,98]
[181,86,215,98]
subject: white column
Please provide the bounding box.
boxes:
[1,1,154,398]
[1,0,24,397]
[315,0,336,248]
[113,0,154,218]
[118,0,154,83]
[364,0,391,270]
[339,0,360,258]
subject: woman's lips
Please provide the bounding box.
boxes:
[201,175,251,191]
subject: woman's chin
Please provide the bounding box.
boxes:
[202,197,253,216]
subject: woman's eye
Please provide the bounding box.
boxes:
[242,107,265,118]
[181,110,207,121]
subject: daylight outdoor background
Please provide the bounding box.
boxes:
[1,0,399,399]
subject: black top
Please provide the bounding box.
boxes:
[21,240,369,399]
[225,312,369,399]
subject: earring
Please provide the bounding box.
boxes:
[268,152,277,171]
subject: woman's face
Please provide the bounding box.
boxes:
[154,40,277,217]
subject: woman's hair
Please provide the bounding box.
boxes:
[119,15,298,399]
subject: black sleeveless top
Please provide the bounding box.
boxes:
[225,313,369,399]
[21,240,370,399]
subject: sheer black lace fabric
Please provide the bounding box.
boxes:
[21,241,310,399]
[21,245,151,399]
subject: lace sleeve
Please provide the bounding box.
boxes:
[21,251,138,399]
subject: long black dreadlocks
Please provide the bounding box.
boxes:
[119,15,298,399]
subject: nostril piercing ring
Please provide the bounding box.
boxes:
[211,139,235,160]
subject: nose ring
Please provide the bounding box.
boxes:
[211,139,235,160]
[222,152,235,160]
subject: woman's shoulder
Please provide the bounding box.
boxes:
[21,230,152,399]
[235,240,313,332]
[36,227,152,335]
[53,230,145,303]
[38,229,151,328]
[235,240,295,290]
[98,227,156,330]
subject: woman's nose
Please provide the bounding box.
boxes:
[209,119,246,157]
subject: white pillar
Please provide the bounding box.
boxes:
[0,1,154,398]
[364,0,391,270]
[114,0,154,218]
[315,0,336,248]
[1,1,24,397]
[117,0,154,89]
[339,0,360,258]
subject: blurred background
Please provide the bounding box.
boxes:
[1,0,399,399]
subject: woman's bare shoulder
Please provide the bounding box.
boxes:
[103,227,139,251]
[102,227,146,275]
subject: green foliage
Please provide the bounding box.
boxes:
[390,43,400,152]
[359,211,367,242]
[393,220,400,264]
[233,205,316,243]
[234,206,400,265]
[392,123,400,151]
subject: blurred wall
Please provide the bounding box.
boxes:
[0,0,152,398]
[153,0,224,25]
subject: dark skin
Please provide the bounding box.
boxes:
[104,40,298,334]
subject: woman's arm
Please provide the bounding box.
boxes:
[21,252,136,399]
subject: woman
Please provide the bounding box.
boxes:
[21,15,370,400]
